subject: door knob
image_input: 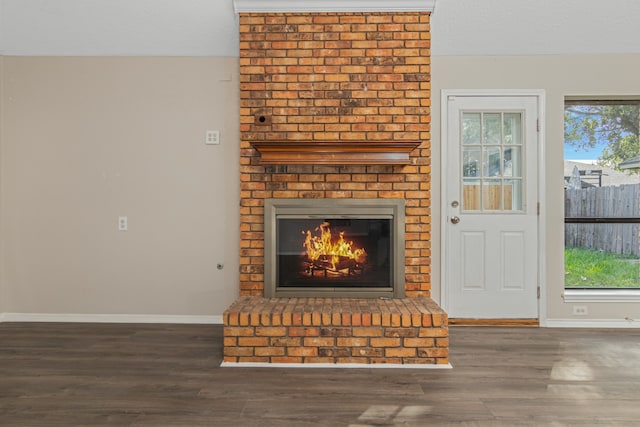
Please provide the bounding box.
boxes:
[450,216,460,224]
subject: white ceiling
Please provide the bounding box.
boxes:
[1,0,639,56]
[433,0,640,56]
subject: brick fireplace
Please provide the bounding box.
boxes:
[223,0,448,366]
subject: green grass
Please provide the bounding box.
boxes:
[565,247,640,288]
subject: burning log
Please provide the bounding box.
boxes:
[314,255,355,271]
[307,255,363,277]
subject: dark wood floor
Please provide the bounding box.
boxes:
[1,323,640,426]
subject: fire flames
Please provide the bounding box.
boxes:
[302,221,366,273]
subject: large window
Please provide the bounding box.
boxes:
[564,100,640,290]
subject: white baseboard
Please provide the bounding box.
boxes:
[0,312,223,324]
[545,318,640,328]
[221,361,452,369]
[4,313,637,328]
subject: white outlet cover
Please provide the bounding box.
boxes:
[573,305,588,315]
[118,216,128,231]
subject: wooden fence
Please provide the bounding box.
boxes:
[565,183,640,256]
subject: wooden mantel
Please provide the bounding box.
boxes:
[250,141,421,165]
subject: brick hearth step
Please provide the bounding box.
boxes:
[223,296,448,365]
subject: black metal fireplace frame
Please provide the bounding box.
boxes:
[264,198,406,298]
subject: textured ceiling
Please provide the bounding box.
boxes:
[1,0,639,56]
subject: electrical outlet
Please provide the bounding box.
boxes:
[118,216,128,231]
[573,305,588,316]
[206,130,220,145]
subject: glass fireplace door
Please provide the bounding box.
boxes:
[263,199,405,298]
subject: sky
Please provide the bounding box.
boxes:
[564,142,606,163]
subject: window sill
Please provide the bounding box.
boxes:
[564,289,640,303]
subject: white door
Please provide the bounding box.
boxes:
[443,94,540,319]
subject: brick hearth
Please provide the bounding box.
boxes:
[223,297,448,365]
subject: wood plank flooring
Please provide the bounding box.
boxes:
[1,322,640,426]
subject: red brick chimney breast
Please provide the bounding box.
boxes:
[239,11,432,298]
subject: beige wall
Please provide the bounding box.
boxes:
[0,57,239,318]
[0,56,5,313]
[431,54,640,322]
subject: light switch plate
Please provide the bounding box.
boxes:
[206,130,220,145]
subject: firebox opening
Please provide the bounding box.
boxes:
[277,218,392,289]
[264,199,405,298]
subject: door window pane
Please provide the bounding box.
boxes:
[463,147,481,177]
[503,113,522,145]
[483,113,502,145]
[463,113,481,145]
[482,180,502,210]
[504,146,522,177]
[504,179,522,211]
[463,180,481,211]
[483,146,502,177]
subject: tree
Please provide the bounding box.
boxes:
[564,103,640,173]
